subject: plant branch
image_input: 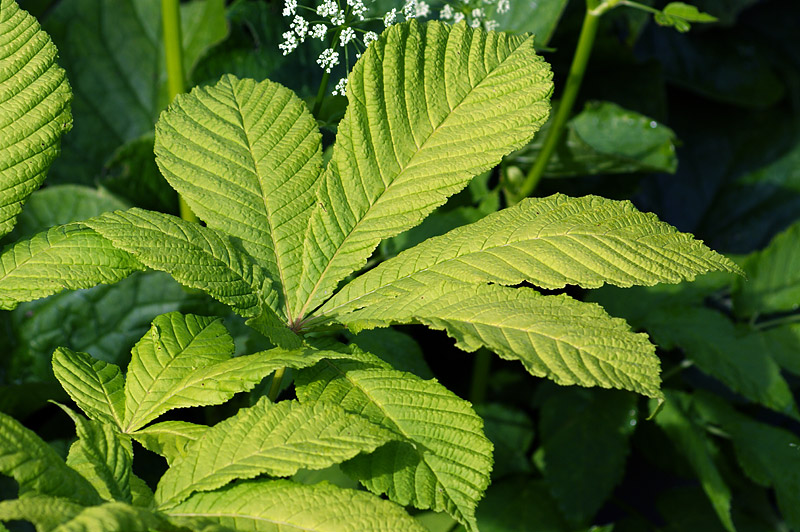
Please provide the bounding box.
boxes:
[268,367,287,402]
[469,349,492,405]
[161,0,198,223]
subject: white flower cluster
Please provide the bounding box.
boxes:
[280,0,511,96]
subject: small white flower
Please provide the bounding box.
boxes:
[453,12,465,22]
[317,48,340,72]
[331,11,345,25]
[279,31,298,55]
[384,8,397,26]
[291,15,309,40]
[402,0,415,20]
[316,0,338,18]
[340,27,356,46]
[471,17,481,27]
[282,0,297,17]
[347,0,368,20]
[497,0,510,13]
[332,77,348,96]
[363,31,379,47]
[484,19,499,30]
[416,1,430,17]
[440,4,454,19]
[311,23,327,39]
[471,8,484,19]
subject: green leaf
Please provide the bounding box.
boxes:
[57,405,132,503]
[0,0,72,239]
[536,386,636,526]
[122,312,234,432]
[294,20,552,318]
[155,397,396,508]
[510,101,678,178]
[155,74,323,322]
[165,479,427,532]
[1,185,128,245]
[474,403,534,479]
[645,307,797,418]
[492,0,568,47]
[42,0,227,183]
[474,477,570,532]
[693,392,800,531]
[0,494,84,532]
[52,348,126,428]
[0,411,99,505]
[0,223,144,311]
[85,208,299,347]
[51,502,169,532]
[655,2,718,32]
[654,391,735,532]
[322,194,739,316]
[296,354,492,531]
[328,281,663,399]
[131,421,208,466]
[734,220,800,317]
[760,324,800,376]
[349,328,434,379]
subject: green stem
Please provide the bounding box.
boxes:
[311,30,342,117]
[753,313,800,331]
[469,349,492,405]
[511,5,602,203]
[161,0,198,223]
[268,367,287,402]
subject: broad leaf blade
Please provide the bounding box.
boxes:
[132,421,208,466]
[296,355,493,531]
[51,502,169,532]
[155,398,396,508]
[322,194,740,315]
[295,20,552,317]
[0,495,84,531]
[58,406,132,503]
[52,348,126,428]
[123,312,234,432]
[0,0,72,238]
[328,281,662,399]
[0,411,99,505]
[0,223,144,311]
[155,74,323,320]
[165,480,427,532]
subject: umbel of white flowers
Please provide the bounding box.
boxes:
[280,0,511,96]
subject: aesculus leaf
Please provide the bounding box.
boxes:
[50,502,169,532]
[84,208,300,347]
[131,421,208,466]
[155,397,397,508]
[296,352,493,531]
[122,312,234,433]
[0,411,100,505]
[294,20,552,317]
[155,74,323,324]
[322,194,740,316]
[0,0,72,239]
[0,224,144,311]
[327,281,662,399]
[165,479,427,532]
[0,495,84,532]
[52,348,126,428]
[57,405,132,503]
[655,391,735,532]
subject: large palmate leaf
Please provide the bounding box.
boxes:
[0,224,144,311]
[0,495,83,531]
[166,480,427,532]
[296,353,492,531]
[0,0,72,239]
[121,313,232,432]
[50,502,169,532]
[132,421,208,466]
[52,348,126,429]
[327,281,662,398]
[0,412,100,505]
[294,20,552,318]
[58,406,132,503]
[155,398,396,508]
[321,194,739,316]
[155,75,323,323]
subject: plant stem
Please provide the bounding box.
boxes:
[511,4,602,203]
[469,349,492,405]
[311,30,341,117]
[161,0,198,223]
[268,367,287,402]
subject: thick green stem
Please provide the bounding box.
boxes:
[268,367,287,402]
[511,6,602,203]
[161,0,198,222]
[469,349,492,405]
